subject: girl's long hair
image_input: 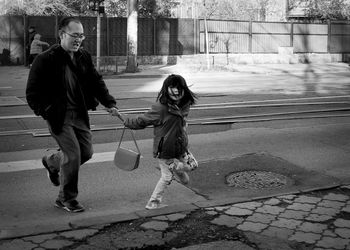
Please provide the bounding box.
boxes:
[157,74,197,107]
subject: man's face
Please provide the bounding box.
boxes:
[60,21,84,53]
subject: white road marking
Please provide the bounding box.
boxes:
[0,151,115,173]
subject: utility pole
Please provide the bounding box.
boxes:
[125,0,138,73]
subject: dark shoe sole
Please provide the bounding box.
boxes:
[42,157,60,186]
[55,200,85,213]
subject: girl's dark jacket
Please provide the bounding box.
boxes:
[26,44,116,134]
[124,102,190,159]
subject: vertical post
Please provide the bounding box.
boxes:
[153,17,157,55]
[327,20,331,53]
[96,12,101,71]
[106,16,110,56]
[203,0,210,69]
[249,20,252,53]
[290,21,294,47]
[23,15,27,65]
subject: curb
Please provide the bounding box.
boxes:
[0,182,343,241]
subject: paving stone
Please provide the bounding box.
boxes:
[166,213,187,221]
[298,222,327,233]
[294,195,321,204]
[342,205,350,213]
[323,193,349,202]
[306,213,332,222]
[40,239,75,249]
[318,200,345,209]
[316,236,350,249]
[205,210,218,215]
[140,221,169,231]
[312,206,339,216]
[278,209,309,220]
[323,230,337,237]
[245,213,276,224]
[277,194,296,200]
[225,207,253,216]
[176,240,255,250]
[210,215,244,227]
[152,215,168,221]
[334,218,350,228]
[261,226,294,240]
[109,230,174,249]
[289,232,321,244]
[22,233,57,243]
[270,218,302,229]
[86,234,115,249]
[255,205,285,215]
[335,228,350,238]
[0,239,36,250]
[231,201,262,210]
[263,198,281,206]
[237,221,268,233]
[59,229,99,240]
[245,232,296,250]
[214,205,230,211]
[286,203,315,212]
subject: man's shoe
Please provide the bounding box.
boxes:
[55,200,85,213]
[42,156,60,186]
[145,200,168,210]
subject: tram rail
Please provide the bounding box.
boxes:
[0,97,349,137]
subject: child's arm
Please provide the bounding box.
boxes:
[124,104,162,130]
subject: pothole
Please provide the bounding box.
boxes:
[226,170,289,189]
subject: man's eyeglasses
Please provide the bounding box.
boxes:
[63,31,85,40]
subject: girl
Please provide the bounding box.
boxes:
[121,74,198,209]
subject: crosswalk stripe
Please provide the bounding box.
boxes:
[0,151,115,173]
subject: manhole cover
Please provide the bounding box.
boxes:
[226,170,288,189]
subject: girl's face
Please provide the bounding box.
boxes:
[168,86,183,102]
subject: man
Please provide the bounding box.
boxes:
[26,17,120,213]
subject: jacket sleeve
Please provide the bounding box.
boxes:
[83,50,116,108]
[26,53,49,117]
[124,104,163,130]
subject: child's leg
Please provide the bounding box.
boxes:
[148,159,173,204]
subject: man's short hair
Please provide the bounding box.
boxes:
[58,17,82,31]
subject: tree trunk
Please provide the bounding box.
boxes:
[125,0,138,73]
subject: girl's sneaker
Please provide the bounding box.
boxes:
[145,200,168,210]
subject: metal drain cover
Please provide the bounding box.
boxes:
[226,170,288,189]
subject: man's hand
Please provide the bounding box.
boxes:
[107,107,123,120]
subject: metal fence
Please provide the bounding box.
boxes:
[199,19,350,54]
[0,15,349,65]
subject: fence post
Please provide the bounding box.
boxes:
[327,20,331,53]
[153,17,157,55]
[23,15,28,66]
[290,21,294,47]
[249,20,252,53]
[55,15,59,44]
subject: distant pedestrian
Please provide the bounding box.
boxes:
[26,26,36,66]
[29,33,49,66]
[120,74,199,209]
[26,17,120,213]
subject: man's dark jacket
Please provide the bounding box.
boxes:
[26,44,116,134]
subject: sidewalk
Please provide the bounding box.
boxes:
[0,184,349,249]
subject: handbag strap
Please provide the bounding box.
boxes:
[117,126,141,154]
